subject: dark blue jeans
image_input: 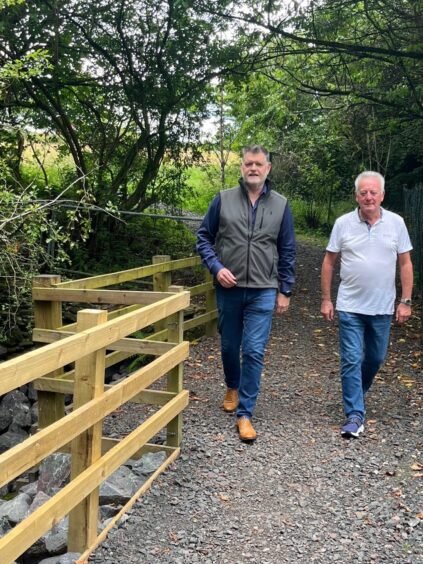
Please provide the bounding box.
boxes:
[216,286,276,419]
[338,311,392,420]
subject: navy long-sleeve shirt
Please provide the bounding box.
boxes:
[196,184,296,294]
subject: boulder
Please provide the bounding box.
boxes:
[0,492,31,523]
[128,450,167,476]
[38,453,71,496]
[43,516,69,554]
[0,429,29,453]
[0,390,31,432]
[99,465,140,504]
[27,491,51,514]
[0,515,12,538]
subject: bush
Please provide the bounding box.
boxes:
[70,213,197,274]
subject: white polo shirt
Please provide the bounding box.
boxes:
[326,207,413,315]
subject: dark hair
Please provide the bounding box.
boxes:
[241,145,270,162]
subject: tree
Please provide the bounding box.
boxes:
[0,0,246,213]
[201,0,423,211]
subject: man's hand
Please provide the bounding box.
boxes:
[216,268,237,288]
[276,292,290,314]
[321,299,334,321]
[396,303,411,324]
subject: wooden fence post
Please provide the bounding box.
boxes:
[32,275,65,428]
[68,309,107,553]
[205,270,217,336]
[153,255,171,333]
[166,285,185,447]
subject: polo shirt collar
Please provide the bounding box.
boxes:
[356,206,384,223]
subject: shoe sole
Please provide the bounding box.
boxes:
[341,424,364,438]
[237,432,257,442]
[223,404,238,413]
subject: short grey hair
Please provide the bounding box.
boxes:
[354,171,385,194]
[241,145,270,162]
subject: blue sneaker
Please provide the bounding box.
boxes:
[341,417,364,438]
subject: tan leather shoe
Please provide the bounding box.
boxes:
[236,416,257,441]
[223,388,239,412]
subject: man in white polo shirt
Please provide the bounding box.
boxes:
[320,171,413,437]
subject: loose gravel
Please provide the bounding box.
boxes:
[91,242,422,564]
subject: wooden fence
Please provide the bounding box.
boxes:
[0,255,217,563]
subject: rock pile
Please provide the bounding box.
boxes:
[0,450,167,563]
[0,387,38,463]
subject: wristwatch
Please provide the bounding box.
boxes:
[400,298,412,306]
[281,290,292,297]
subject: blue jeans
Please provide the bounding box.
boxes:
[216,286,276,419]
[338,311,392,420]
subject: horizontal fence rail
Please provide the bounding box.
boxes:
[0,291,189,395]
[0,254,214,563]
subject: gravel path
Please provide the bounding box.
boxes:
[91,243,422,564]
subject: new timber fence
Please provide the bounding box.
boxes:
[0,255,217,563]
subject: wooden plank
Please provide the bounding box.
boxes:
[183,309,218,331]
[0,390,189,563]
[146,328,168,342]
[55,257,200,289]
[59,304,143,332]
[0,291,189,395]
[60,438,177,457]
[34,350,134,392]
[32,288,174,305]
[32,275,65,429]
[34,350,132,392]
[76,446,181,564]
[69,310,107,552]
[166,286,185,448]
[188,280,213,297]
[153,255,171,333]
[0,341,189,488]
[132,389,175,405]
[32,275,63,332]
[33,328,175,355]
[34,375,176,407]
[34,377,74,394]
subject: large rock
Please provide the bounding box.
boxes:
[127,450,167,476]
[0,390,31,430]
[0,492,31,523]
[27,383,38,402]
[99,504,121,521]
[27,491,51,514]
[0,515,12,538]
[0,483,10,497]
[20,481,38,497]
[99,465,140,504]
[39,552,81,564]
[43,516,69,554]
[38,453,71,496]
[30,402,39,424]
[0,406,12,432]
[0,429,29,453]
[25,516,69,558]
